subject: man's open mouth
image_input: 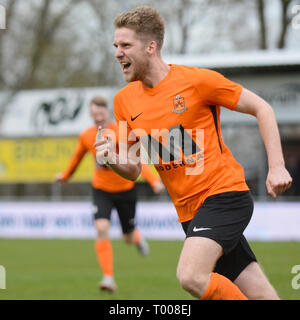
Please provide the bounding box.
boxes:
[121,62,131,72]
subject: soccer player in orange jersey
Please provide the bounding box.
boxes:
[55,95,164,292]
[95,6,292,300]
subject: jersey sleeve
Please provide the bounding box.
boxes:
[192,68,243,110]
[61,134,88,180]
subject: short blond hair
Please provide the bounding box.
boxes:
[90,95,107,107]
[114,6,165,50]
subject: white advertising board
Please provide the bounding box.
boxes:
[0,87,117,137]
[0,201,299,241]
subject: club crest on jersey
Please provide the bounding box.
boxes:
[173,94,187,114]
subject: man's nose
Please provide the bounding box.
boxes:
[115,47,124,59]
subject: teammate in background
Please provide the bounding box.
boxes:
[95,6,292,300]
[55,95,164,293]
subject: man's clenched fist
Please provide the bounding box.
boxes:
[94,126,117,166]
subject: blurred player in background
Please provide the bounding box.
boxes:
[95,6,292,300]
[55,95,164,292]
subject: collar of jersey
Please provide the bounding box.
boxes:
[140,64,174,96]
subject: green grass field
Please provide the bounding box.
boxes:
[0,239,299,300]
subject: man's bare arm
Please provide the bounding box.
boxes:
[235,88,292,197]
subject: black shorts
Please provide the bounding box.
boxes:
[92,186,137,234]
[181,191,257,281]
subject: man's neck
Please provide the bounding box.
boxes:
[142,58,170,88]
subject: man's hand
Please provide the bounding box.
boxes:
[94,126,116,166]
[152,181,165,194]
[266,166,292,198]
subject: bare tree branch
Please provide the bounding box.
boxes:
[256,0,267,49]
[0,0,85,127]
[0,0,18,88]
[19,0,84,89]
[277,0,292,49]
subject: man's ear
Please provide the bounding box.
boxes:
[146,40,157,55]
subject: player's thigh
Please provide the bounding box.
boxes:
[234,261,279,300]
[92,188,113,219]
[179,191,254,280]
[113,187,137,235]
[213,235,257,282]
[183,191,254,255]
[177,236,223,278]
[92,188,114,236]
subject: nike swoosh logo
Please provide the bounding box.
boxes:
[193,227,212,232]
[131,112,143,121]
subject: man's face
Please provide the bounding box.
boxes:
[90,104,109,124]
[113,27,150,83]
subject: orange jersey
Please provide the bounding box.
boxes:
[62,122,160,193]
[114,65,249,222]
